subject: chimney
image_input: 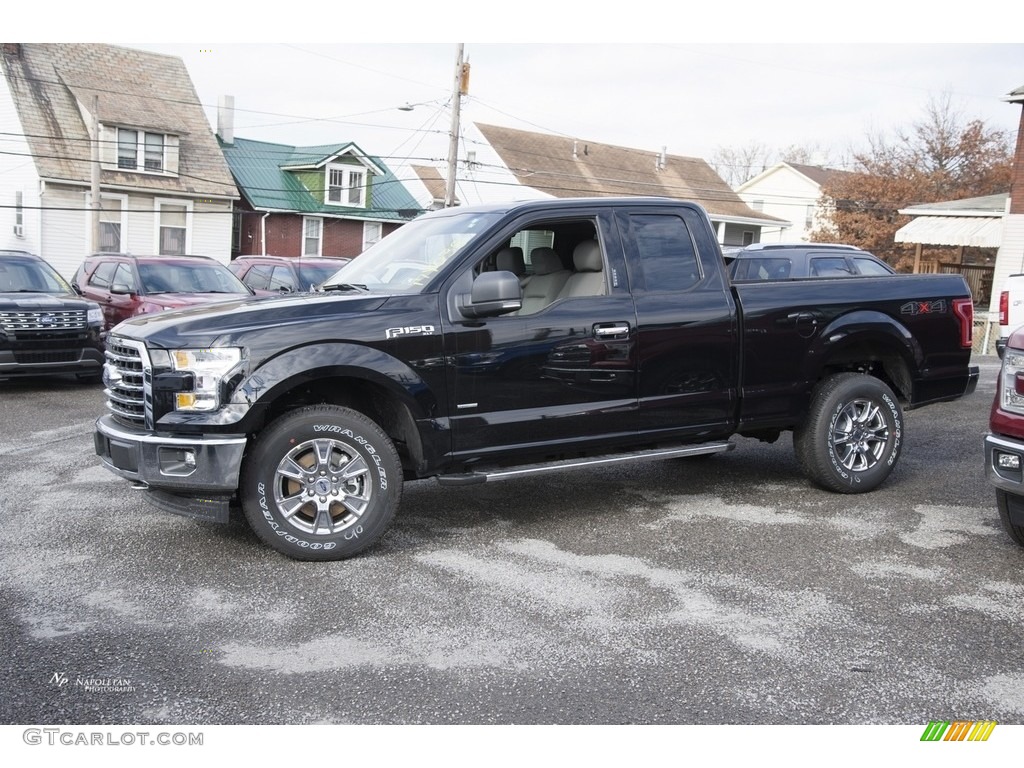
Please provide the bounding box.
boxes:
[217,95,234,145]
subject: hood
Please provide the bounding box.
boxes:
[0,290,98,311]
[142,292,252,310]
[111,291,390,347]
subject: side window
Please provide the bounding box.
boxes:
[269,266,296,291]
[810,257,854,277]
[243,265,272,291]
[746,258,791,280]
[111,263,136,291]
[854,257,892,276]
[630,213,700,292]
[88,261,116,289]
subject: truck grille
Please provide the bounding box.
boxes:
[0,308,87,331]
[104,336,149,429]
[15,350,80,364]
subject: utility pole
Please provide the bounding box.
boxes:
[444,44,468,208]
[90,95,101,252]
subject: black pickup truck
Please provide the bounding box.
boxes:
[94,197,979,560]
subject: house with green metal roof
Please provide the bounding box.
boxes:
[219,135,423,259]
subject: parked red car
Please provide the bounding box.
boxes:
[72,254,253,331]
[228,255,350,295]
[985,328,1024,548]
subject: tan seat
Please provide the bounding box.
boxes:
[518,247,570,314]
[557,240,606,298]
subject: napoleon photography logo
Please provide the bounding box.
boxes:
[921,720,997,742]
[48,671,135,694]
[49,672,68,688]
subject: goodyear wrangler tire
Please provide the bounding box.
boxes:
[239,405,402,561]
[793,373,903,494]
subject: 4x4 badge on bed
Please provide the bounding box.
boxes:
[901,300,947,315]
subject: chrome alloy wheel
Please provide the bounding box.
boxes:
[272,437,371,535]
[830,398,890,472]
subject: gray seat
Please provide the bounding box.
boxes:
[495,246,525,280]
[518,247,570,314]
[557,240,606,298]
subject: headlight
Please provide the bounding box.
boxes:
[1000,349,1024,415]
[170,347,242,412]
[87,307,103,324]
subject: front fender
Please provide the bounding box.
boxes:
[232,342,439,421]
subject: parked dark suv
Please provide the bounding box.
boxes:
[727,243,895,281]
[72,254,253,331]
[0,250,105,382]
[228,255,350,295]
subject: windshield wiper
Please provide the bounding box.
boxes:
[319,283,370,293]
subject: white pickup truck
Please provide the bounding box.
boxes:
[998,274,1024,357]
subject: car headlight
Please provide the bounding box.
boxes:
[1000,349,1024,415]
[170,347,242,412]
[87,307,103,324]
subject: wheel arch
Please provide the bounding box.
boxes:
[232,343,443,476]
[803,311,921,404]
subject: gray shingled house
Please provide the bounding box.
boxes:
[0,43,237,277]
[471,123,783,247]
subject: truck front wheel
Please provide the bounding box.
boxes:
[239,405,402,560]
[793,373,903,493]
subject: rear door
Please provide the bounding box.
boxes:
[615,204,739,440]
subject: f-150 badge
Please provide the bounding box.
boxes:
[386,325,436,340]
[901,300,947,315]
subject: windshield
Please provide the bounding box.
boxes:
[138,262,251,294]
[323,211,502,293]
[296,263,347,288]
[0,256,72,293]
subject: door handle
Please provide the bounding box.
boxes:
[593,323,631,338]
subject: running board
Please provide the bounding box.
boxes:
[436,441,735,487]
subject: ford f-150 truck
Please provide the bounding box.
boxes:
[94,197,979,560]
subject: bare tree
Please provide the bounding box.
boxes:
[812,91,1012,270]
[710,142,773,187]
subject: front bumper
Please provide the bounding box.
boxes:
[985,432,1024,527]
[94,414,247,523]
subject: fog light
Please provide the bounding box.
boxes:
[158,447,198,476]
[997,452,1021,470]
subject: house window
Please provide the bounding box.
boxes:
[99,197,123,252]
[14,191,23,237]
[158,202,188,255]
[751,200,764,212]
[303,217,322,256]
[805,205,815,229]
[325,165,366,207]
[742,230,755,246]
[118,128,166,172]
[362,221,382,251]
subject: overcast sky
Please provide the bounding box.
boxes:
[124,41,1022,177]
[19,1,1022,179]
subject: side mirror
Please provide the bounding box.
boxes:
[110,282,133,295]
[461,271,522,318]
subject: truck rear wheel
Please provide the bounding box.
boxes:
[793,373,903,493]
[996,490,1024,547]
[239,405,402,560]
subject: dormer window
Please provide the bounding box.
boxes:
[326,165,366,207]
[117,128,166,173]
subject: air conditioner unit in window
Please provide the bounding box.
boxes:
[13,224,23,238]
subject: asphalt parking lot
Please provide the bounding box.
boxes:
[2,356,1023,727]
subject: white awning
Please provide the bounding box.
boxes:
[894,216,1003,248]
